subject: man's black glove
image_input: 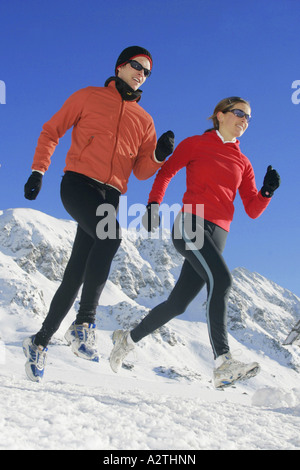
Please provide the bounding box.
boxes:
[24,171,43,200]
[261,165,280,198]
[142,203,160,232]
[155,130,175,162]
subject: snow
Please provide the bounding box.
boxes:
[1,208,300,451]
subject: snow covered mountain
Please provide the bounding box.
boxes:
[1,207,300,450]
[1,207,299,363]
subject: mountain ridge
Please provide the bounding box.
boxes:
[0,207,299,375]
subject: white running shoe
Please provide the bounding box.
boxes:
[213,352,260,389]
[65,322,99,362]
[23,336,48,382]
[109,330,134,373]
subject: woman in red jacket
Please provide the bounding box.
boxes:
[22,46,174,382]
[109,96,281,389]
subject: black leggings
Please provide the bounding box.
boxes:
[35,172,121,347]
[131,212,232,359]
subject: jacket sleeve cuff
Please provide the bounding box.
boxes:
[153,151,165,164]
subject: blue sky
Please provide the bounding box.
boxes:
[1,0,300,296]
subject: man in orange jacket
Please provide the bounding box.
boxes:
[23,45,175,382]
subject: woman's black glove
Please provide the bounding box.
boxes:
[24,171,43,200]
[261,165,280,198]
[155,130,175,162]
[142,203,160,232]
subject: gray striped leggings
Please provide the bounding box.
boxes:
[131,212,232,359]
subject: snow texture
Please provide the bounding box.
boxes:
[1,208,300,450]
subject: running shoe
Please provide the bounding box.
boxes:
[23,336,48,382]
[65,322,99,362]
[213,352,260,389]
[109,330,134,373]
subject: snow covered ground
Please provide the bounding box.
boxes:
[1,309,300,451]
[1,208,300,450]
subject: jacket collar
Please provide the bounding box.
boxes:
[216,130,237,143]
[104,76,142,102]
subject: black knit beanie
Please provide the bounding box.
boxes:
[115,46,153,75]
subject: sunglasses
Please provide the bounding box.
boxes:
[227,108,251,123]
[127,60,151,78]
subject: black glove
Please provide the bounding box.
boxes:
[155,130,175,162]
[261,165,281,198]
[142,203,160,232]
[24,171,43,200]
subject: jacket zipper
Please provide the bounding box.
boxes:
[104,100,125,184]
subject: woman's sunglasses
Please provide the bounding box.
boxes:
[127,60,151,78]
[226,108,251,123]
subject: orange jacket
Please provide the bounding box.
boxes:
[32,81,162,193]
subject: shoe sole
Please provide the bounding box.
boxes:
[109,331,125,373]
[215,364,261,389]
[71,341,99,362]
[73,351,100,362]
[24,361,43,382]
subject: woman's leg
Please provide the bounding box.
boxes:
[132,213,231,359]
[131,259,205,342]
[174,214,232,359]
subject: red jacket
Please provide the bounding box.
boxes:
[32,81,162,193]
[148,130,270,231]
